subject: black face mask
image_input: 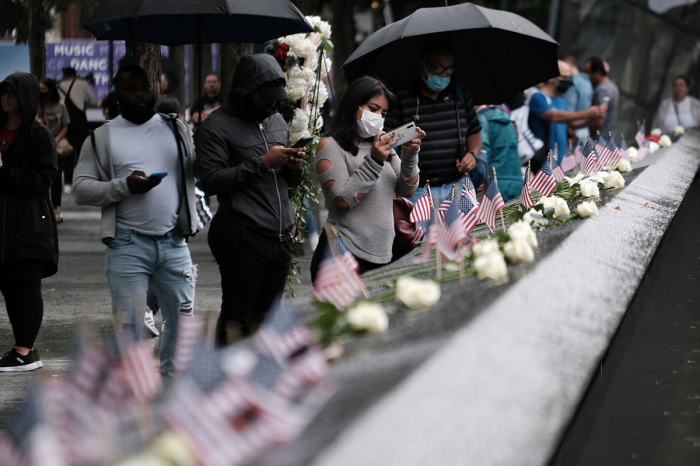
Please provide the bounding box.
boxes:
[556,80,573,94]
[39,91,50,100]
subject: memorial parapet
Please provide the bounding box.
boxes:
[268,129,700,466]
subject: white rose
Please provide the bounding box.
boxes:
[650,128,662,137]
[615,159,632,173]
[504,239,535,264]
[474,251,508,281]
[673,126,685,137]
[649,141,660,154]
[472,239,500,258]
[658,134,672,147]
[507,220,538,248]
[539,196,570,219]
[346,301,389,333]
[604,171,625,189]
[395,276,441,309]
[579,179,600,198]
[576,200,599,218]
[627,146,639,162]
[565,173,585,185]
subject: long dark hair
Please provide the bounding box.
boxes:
[40,78,60,104]
[328,76,396,155]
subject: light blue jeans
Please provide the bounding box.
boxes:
[105,227,196,376]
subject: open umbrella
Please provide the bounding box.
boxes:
[84,0,313,45]
[342,3,559,105]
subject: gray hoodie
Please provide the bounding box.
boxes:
[195,54,302,238]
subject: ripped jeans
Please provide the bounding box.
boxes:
[105,227,196,376]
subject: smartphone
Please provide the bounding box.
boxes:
[291,136,314,148]
[381,121,419,144]
[148,172,168,180]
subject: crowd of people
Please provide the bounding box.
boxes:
[0,39,698,373]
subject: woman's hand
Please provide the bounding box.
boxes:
[370,131,397,164]
[402,127,426,152]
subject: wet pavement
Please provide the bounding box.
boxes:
[0,133,698,465]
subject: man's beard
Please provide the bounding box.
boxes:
[120,96,156,124]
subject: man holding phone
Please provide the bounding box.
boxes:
[195,54,304,346]
[73,64,199,377]
[385,40,484,207]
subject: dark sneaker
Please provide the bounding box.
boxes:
[31,348,43,368]
[0,348,40,372]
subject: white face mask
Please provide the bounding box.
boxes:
[356,107,385,138]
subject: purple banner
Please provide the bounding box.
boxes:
[45,41,171,103]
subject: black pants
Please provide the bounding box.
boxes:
[50,155,72,208]
[0,260,44,348]
[207,213,291,346]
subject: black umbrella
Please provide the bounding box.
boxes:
[343,3,559,105]
[83,0,313,45]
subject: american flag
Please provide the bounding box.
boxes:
[519,167,534,210]
[461,175,477,204]
[413,225,438,264]
[409,183,432,223]
[477,179,505,230]
[121,340,162,402]
[573,141,584,166]
[619,136,630,161]
[456,193,479,233]
[597,137,622,168]
[437,187,454,223]
[0,431,21,466]
[173,312,205,373]
[560,146,577,173]
[164,345,251,466]
[581,139,603,175]
[635,122,646,148]
[594,134,607,156]
[255,301,313,366]
[530,157,557,196]
[312,235,365,309]
[637,139,650,161]
[551,155,565,181]
[5,390,65,466]
[437,200,467,260]
[47,336,117,464]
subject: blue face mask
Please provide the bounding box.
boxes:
[423,73,451,93]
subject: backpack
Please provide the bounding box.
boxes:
[58,80,89,149]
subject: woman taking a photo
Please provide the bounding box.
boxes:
[38,78,70,223]
[0,73,58,371]
[310,76,425,282]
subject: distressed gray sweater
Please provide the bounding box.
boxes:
[316,138,419,264]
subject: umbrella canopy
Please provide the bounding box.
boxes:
[84,0,313,45]
[343,3,559,105]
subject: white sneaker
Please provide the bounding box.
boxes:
[144,310,160,337]
[308,232,320,251]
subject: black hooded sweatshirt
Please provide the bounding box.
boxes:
[195,54,303,238]
[0,72,58,277]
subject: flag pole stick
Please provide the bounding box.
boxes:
[433,194,442,280]
[492,167,506,232]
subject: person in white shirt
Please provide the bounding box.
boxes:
[73,65,200,377]
[653,75,700,133]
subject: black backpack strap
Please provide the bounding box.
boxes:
[58,79,77,102]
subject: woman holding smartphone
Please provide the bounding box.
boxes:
[310,76,425,283]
